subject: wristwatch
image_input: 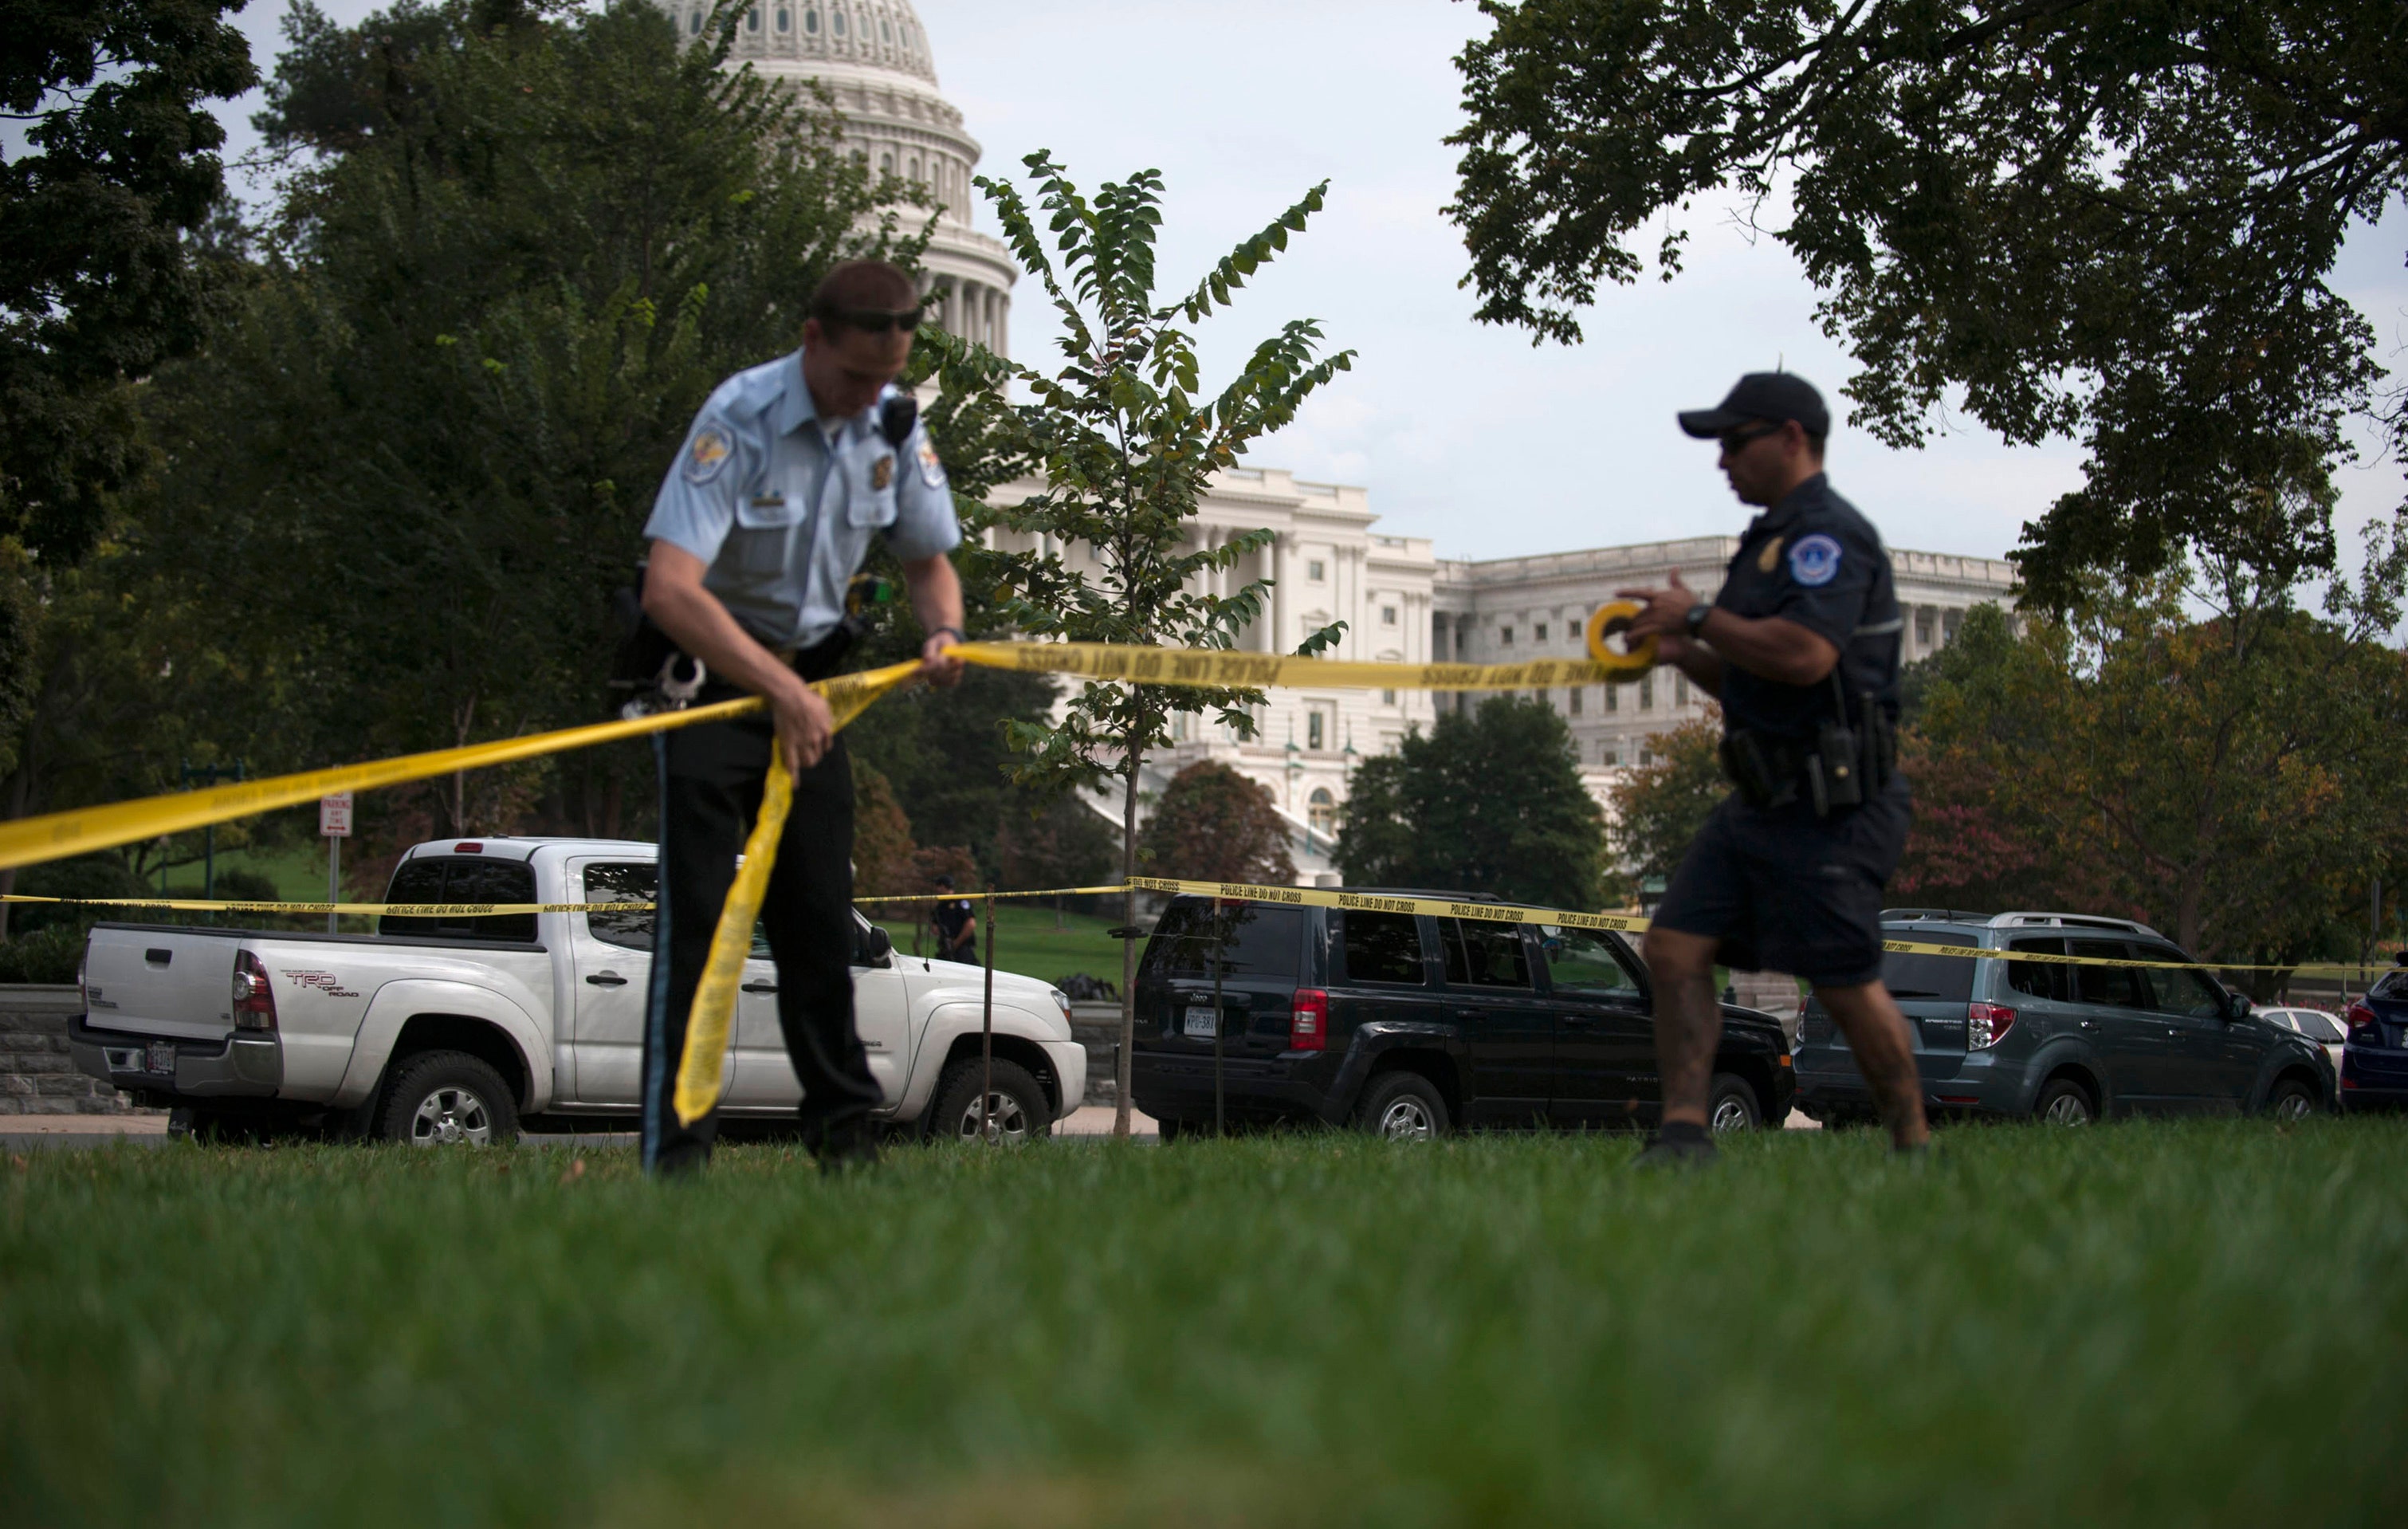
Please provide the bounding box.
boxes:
[1683,603,1714,638]
[930,625,967,647]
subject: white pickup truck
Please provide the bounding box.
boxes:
[69,836,1086,1146]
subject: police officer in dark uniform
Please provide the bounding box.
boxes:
[1616,371,1931,1165]
[638,259,966,1177]
[929,875,977,963]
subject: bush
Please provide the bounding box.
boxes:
[10,855,149,934]
[211,869,281,902]
[0,926,85,985]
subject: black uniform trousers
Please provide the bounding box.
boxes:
[641,711,882,1174]
[1652,774,1913,989]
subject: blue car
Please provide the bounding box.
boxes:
[2341,961,2408,1112]
[1795,910,2333,1124]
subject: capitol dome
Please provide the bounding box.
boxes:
[659,2,1016,356]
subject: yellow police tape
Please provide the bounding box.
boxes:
[946,634,1654,694]
[0,640,1657,878]
[933,878,2380,978]
[0,629,2368,1126]
[0,894,628,916]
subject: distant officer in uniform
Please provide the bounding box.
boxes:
[929,875,977,963]
[1616,371,1931,1165]
[638,259,966,1177]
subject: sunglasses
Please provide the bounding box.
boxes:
[1714,421,1791,452]
[1719,420,1787,453]
[821,305,925,335]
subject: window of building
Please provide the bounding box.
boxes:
[1307,559,1326,581]
[881,15,893,41]
[1674,673,1689,706]
[833,9,847,35]
[908,155,921,180]
[803,6,819,32]
[690,10,705,33]
[1639,674,1654,709]
[1499,626,1514,646]
[776,6,790,30]
[879,151,894,173]
[1307,788,1336,836]
[745,6,760,31]
[1915,607,1935,648]
[1602,745,1619,765]
[1381,689,1398,706]
[1381,605,1397,626]
[1605,684,1618,713]
[1306,709,1326,750]
[1569,687,1583,716]
[1640,746,1655,765]
[1534,622,1549,643]
[1944,607,1965,641]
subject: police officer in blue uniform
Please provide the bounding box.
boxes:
[1616,372,1931,1165]
[638,259,966,1176]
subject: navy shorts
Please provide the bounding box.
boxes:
[1652,778,1912,988]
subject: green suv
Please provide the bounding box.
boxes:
[1793,910,2332,1125]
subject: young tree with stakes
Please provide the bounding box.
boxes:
[929,153,1353,1137]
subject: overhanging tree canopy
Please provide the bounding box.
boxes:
[1448,1,2407,607]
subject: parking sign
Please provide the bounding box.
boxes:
[320,792,353,838]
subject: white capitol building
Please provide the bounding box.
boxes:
[668,1,2016,879]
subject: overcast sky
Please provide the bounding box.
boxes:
[211,0,2406,572]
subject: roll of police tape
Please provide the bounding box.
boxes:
[1584,599,1658,678]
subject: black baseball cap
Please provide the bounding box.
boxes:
[1677,371,1829,439]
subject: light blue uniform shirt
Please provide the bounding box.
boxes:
[642,348,960,651]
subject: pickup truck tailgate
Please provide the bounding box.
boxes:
[82,927,242,1040]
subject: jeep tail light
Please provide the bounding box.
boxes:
[232,949,278,1032]
[2345,1002,2378,1036]
[1290,988,1329,1052]
[1967,1001,2017,1049]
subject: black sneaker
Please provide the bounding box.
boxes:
[1632,1124,1719,1169]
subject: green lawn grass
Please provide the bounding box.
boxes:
[5,1119,2402,1526]
[870,901,1126,987]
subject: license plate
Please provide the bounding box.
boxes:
[1183,1004,1216,1040]
[147,1042,176,1075]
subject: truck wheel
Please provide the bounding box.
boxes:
[1707,1073,1762,1133]
[931,1059,1050,1144]
[1353,1071,1448,1139]
[373,1051,518,1146]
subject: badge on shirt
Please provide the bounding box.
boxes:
[870,454,894,491]
[1757,536,1784,574]
[684,424,733,485]
[1787,533,1844,587]
[917,437,946,489]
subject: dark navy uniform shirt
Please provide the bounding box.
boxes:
[1711,473,1903,741]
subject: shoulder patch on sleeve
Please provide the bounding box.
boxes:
[916,435,946,489]
[682,423,735,485]
[1787,533,1843,588]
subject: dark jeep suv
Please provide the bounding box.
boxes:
[1129,893,1793,1138]
[1794,910,2333,1125]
